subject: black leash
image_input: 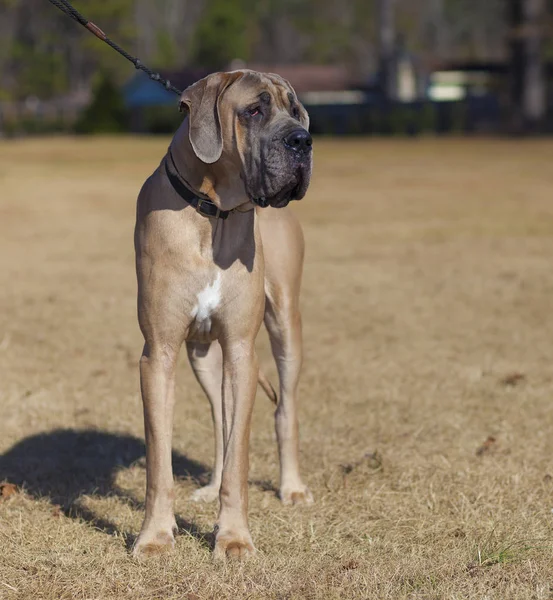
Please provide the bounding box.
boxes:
[47,0,182,96]
[48,0,236,221]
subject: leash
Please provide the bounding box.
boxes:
[48,0,240,221]
[46,0,182,96]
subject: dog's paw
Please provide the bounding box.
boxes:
[191,484,220,503]
[279,484,314,506]
[132,519,178,560]
[132,530,176,559]
[213,528,256,561]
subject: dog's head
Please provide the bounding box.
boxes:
[179,70,312,208]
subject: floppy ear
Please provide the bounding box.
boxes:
[178,72,243,164]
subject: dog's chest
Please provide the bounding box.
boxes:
[188,273,223,341]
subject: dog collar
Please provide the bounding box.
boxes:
[165,150,232,220]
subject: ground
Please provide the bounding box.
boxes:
[1,136,553,599]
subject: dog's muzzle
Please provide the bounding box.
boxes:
[250,128,312,209]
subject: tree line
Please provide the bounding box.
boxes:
[0,0,550,133]
[1,0,512,101]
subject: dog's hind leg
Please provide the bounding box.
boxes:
[264,296,313,506]
[259,208,313,506]
[186,341,224,503]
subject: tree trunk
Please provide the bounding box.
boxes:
[378,0,397,102]
[508,0,546,133]
[522,0,546,127]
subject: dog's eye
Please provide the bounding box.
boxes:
[248,107,261,117]
[292,105,300,120]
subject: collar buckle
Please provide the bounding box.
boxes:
[196,197,221,219]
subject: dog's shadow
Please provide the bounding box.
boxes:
[0,428,212,550]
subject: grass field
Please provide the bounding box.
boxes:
[1,136,553,599]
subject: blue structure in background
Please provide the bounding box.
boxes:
[124,73,178,108]
[123,68,210,131]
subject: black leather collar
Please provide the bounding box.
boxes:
[164,149,232,220]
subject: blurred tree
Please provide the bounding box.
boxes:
[1,1,68,100]
[133,0,205,67]
[75,71,129,133]
[153,30,178,69]
[0,0,135,100]
[72,0,136,82]
[293,0,354,64]
[191,0,251,69]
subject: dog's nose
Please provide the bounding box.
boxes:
[284,129,312,153]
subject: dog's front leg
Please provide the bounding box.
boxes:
[133,343,178,558]
[213,337,258,560]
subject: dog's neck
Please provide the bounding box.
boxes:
[169,120,254,213]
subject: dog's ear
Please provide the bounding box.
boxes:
[179,72,243,164]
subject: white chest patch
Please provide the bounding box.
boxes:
[190,273,222,333]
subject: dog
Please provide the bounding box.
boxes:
[133,70,313,560]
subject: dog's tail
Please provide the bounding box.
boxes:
[258,370,278,405]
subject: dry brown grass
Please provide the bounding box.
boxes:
[1,135,553,599]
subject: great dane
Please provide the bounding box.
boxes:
[133,70,313,560]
